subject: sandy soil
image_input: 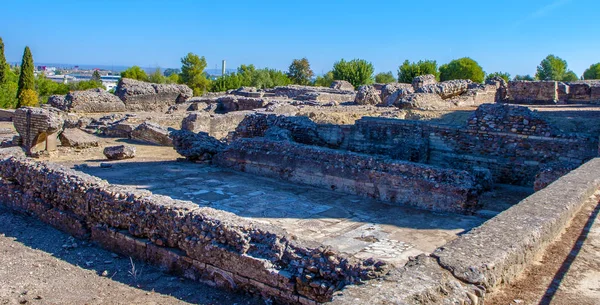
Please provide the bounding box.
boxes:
[0,205,262,305]
[487,192,600,305]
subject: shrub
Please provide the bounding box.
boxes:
[313,71,334,87]
[485,72,511,82]
[397,60,439,83]
[120,66,148,81]
[332,59,374,88]
[17,88,38,107]
[439,57,485,83]
[583,63,600,80]
[375,71,396,84]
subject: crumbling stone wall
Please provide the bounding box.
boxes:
[0,157,387,304]
[214,138,481,214]
[269,85,356,103]
[13,107,64,154]
[48,88,126,113]
[507,80,600,104]
[231,105,598,186]
[115,78,193,111]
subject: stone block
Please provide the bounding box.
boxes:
[103,145,136,160]
[59,128,99,148]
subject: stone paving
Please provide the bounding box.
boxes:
[61,159,529,267]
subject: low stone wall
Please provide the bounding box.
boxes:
[182,111,254,140]
[0,109,14,121]
[231,105,598,186]
[332,158,600,304]
[507,80,600,104]
[0,157,387,304]
[433,158,600,290]
[214,138,481,214]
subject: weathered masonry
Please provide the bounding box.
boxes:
[0,157,386,304]
[230,104,598,186]
[507,80,600,104]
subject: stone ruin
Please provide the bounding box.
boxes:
[12,106,64,155]
[506,80,600,104]
[2,73,600,304]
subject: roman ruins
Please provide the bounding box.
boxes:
[1,76,600,304]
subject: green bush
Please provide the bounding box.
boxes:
[313,71,334,87]
[120,66,148,81]
[17,89,38,107]
[180,53,211,95]
[513,75,535,81]
[397,60,439,83]
[583,63,600,80]
[485,72,511,82]
[439,57,485,83]
[332,59,374,88]
[375,71,396,84]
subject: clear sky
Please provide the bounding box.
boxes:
[1,0,599,77]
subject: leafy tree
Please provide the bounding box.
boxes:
[17,89,38,107]
[148,68,166,84]
[485,72,511,82]
[332,59,374,88]
[439,57,485,83]
[91,70,102,83]
[0,66,19,108]
[163,68,180,77]
[287,58,314,85]
[535,55,577,81]
[180,52,210,96]
[397,60,439,83]
[237,64,256,86]
[71,80,105,91]
[562,71,579,81]
[211,73,242,92]
[166,73,180,84]
[120,66,148,81]
[314,71,334,87]
[514,74,535,81]
[36,73,69,103]
[16,46,36,108]
[0,37,7,84]
[583,63,600,80]
[375,71,396,83]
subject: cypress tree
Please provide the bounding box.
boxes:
[0,37,7,84]
[16,46,35,107]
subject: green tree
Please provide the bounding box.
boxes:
[163,68,180,77]
[0,66,18,108]
[332,59,374,88]
[287,58,314,85]
[18,89,38,107]
[237,64,256,86]
[91,70,102,83]
[211,73,242,92]
[148,68,166,84]
[16,46,36,108]
[562,71,580,81]
[514,74,535,81]
[397,60,439,83]
[535,55,577,81]
[71,80,105,91]
[0,37,7,84]
[583,63,600,80]
[120,66,148,81]
[439,57,485,83]
[36,73,69,103]
[485,71,511,82]
[314,71,334,87]
[166,73,180,84]
[180,52,210,96]
[375,71,396,83]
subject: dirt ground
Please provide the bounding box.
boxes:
[0,205,263,305]
[487,192,600,305]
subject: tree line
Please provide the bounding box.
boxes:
[2,35,600,109]
[0,38,104,108]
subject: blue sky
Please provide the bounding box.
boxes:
[1,0,599,77]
